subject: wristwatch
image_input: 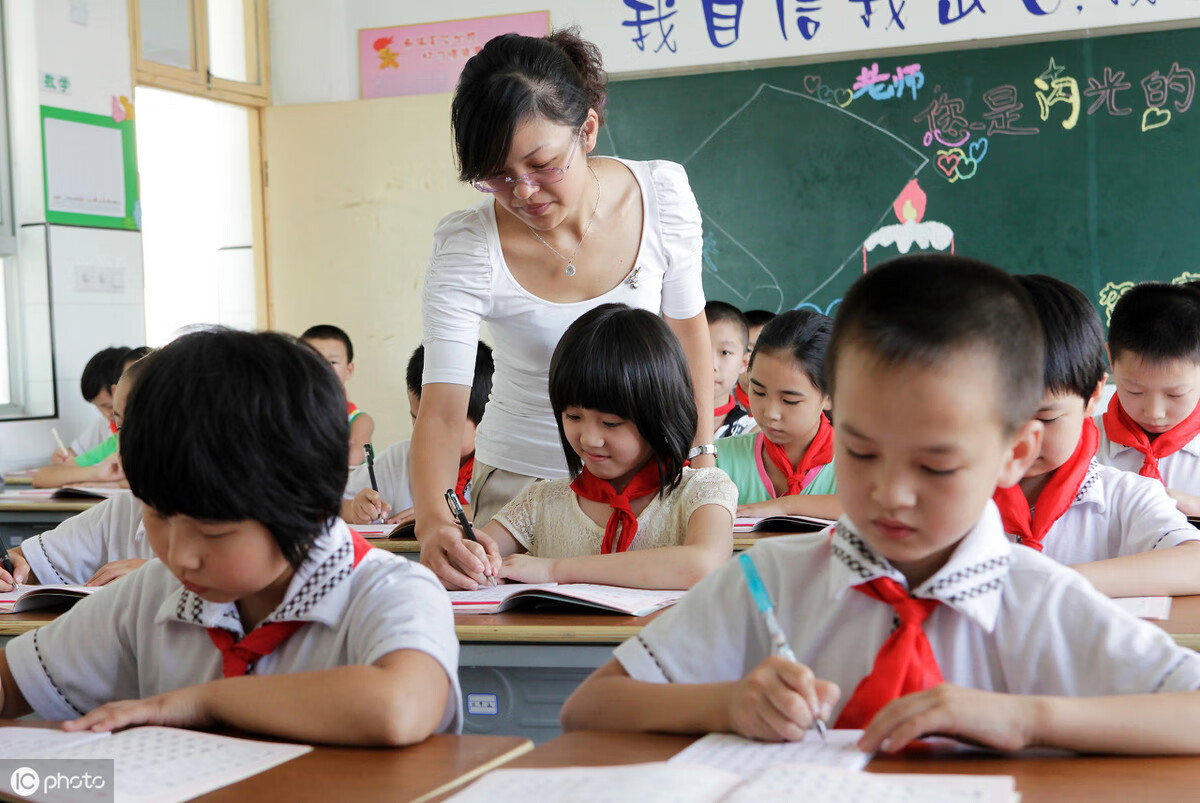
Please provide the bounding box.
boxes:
[687,443,718,460]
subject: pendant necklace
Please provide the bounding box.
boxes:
[526,164,601,277]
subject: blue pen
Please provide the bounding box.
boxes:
[738,552,827,741]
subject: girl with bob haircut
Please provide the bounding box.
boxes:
[474,304,737,590]
[412,27,715,592]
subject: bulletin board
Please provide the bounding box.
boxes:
[40,106,139,231]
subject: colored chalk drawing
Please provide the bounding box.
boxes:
[861,179,955,268]
[1099,272,1200,325]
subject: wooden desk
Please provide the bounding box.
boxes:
[0,471,34,486]
[371,537,420,559]
[1157,594,1200,650]
[485,731,1200,803]
[0,496,98,549]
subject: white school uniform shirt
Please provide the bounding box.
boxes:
[615,502,1200,723]
[1012,460,1199,565]
[69,417,112,456]
[344,440,417,512]
[1095,413,1200,494]
[7,519,463,733]
[20,491,153,585]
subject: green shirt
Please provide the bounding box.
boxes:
[715,431,836,504]
[75,433,117,467]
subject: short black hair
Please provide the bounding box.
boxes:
[122,346,152,371]
[121,328,347,569]
[1108,283,1200,366]
[705,301,749,346]
[750,309,833,395]
[744,309,777,329]
[549,304,696,495]
[406,342,495,426]
[80,346,131,401]
[827,254,1043,436]
[1015,275,1105,401]
[300,324,354,363]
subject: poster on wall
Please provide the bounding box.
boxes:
[359,11,551,99]
[40,106,139,230]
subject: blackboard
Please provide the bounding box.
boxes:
[598,26,1200,323]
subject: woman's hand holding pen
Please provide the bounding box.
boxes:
[419,520,501,591]
[727,655,840,743]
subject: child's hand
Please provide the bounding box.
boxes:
[63,685,214,734]
[93,454,125,483]
[500,554,557,584]
[1166,488,1200,517]
[728,655,840,742]
[737,500,785,518]
[51,448,73,464]
[85,559,148,587]
[385,506,416,527]
[449,530,502,588]
[859,684,1037,754]
[0,552,31,591]
[349,489,391,524]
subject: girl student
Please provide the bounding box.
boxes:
[715,309,842,521]
[474,304,737,590]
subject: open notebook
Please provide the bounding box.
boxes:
[448,583,684,616]
[0,585,97,613]
[733,515,834,534]
[348,522,415,539]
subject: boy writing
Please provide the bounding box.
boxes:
[0,328,461,745]
[706,302,756,439]
[993,276,1200,597]
[54,346,130,462]
[301,324,375,467]
[1097,283,1200,515]
[563,255,1200,754]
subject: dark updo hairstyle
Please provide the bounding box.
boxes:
[749,309,833,396]
[549,304,696,496]
[451,27,608,183]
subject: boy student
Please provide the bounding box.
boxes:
[343,342,494,526]
[993,276,1200,598]
[563,255,1200,755]
[54,346,130,462]
[0,329,461,744]
[735,309,775,409]
[1097,283,1200,515]
[706,301,756,439]
[301,324,375,467]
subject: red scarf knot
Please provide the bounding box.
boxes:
[569,461,662,554]
[455,456,474,507]
[762,414,834,496]
[1102,394,1200,483]
[714,394,738,418]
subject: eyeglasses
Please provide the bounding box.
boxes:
[472,125,585,193]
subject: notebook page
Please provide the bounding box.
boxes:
[725,762,1015,803]
[546,585,685,614]
[348,523,398,539]
[669,731,870,776]
[1112,596,1172,620]
[448,583,559,605]
[445,763,740,803]
[0,585,97,613]
[0,726,109,757]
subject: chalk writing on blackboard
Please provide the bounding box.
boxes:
[1099,272,1200,326]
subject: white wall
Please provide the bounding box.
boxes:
[0,0,145,471]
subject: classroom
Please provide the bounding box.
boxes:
[1,0,1200,800]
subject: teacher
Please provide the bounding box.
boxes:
[413,28,715,590]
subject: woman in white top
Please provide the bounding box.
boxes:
[414,29,715,590]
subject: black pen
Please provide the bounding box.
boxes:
[0,538,18,591]
[364,444,382,523]
[445,489,496,586]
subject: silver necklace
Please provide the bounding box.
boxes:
[526,165,601,277]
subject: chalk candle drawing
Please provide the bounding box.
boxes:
[861,179,954,271]
[1140,62,1195,131]
[1034,57,1081,130]
[623,0,679,53]
[702,0,745,47]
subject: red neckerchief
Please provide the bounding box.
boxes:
[834,578,943,728]
[734,384,751,410]
[346,400,358,416]
[714,394,737,418]
[570,461,662,554]
[455,455,474,506]
[761,414,834,496]
[207,532,374,678]
[1102,393,1200,482]
[108,420,118,435]
[992,418,1099,552]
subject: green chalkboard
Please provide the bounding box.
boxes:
[597,26,1200,323]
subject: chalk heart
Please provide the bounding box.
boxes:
[834,88,854,108]
[803,74,822,93]
[968,137,988,163]
[955,156,979,181]
[817,85,835,103]
[1142,107,1172,132]
[936,151,961,177]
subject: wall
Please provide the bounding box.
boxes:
[0,0,145,471]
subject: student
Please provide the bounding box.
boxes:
[55,346,131,463]
[716,309,841,521]
[562,256,1200,755]
[735,309,775,409]
[707,301,756,439]
[474,304,736,590]
[301,324,375,467]
[1096,283,1200,515]
[32,349,151,489]
[0,329,461,745]
[993,276,1200,597]
[343,342,494,526]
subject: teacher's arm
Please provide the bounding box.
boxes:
[666,312,716,467]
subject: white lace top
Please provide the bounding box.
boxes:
[493,467,737,558]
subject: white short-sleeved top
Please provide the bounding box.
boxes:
[344,440,416,512]
[1095,414,1200,494]
[1008,461,1199,565]
[7,519,463,733]
[493,467,737,559]
[69,417,112,456]
[615,502,1200,721]
[20,491,152,585]
[421,158,707,480]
